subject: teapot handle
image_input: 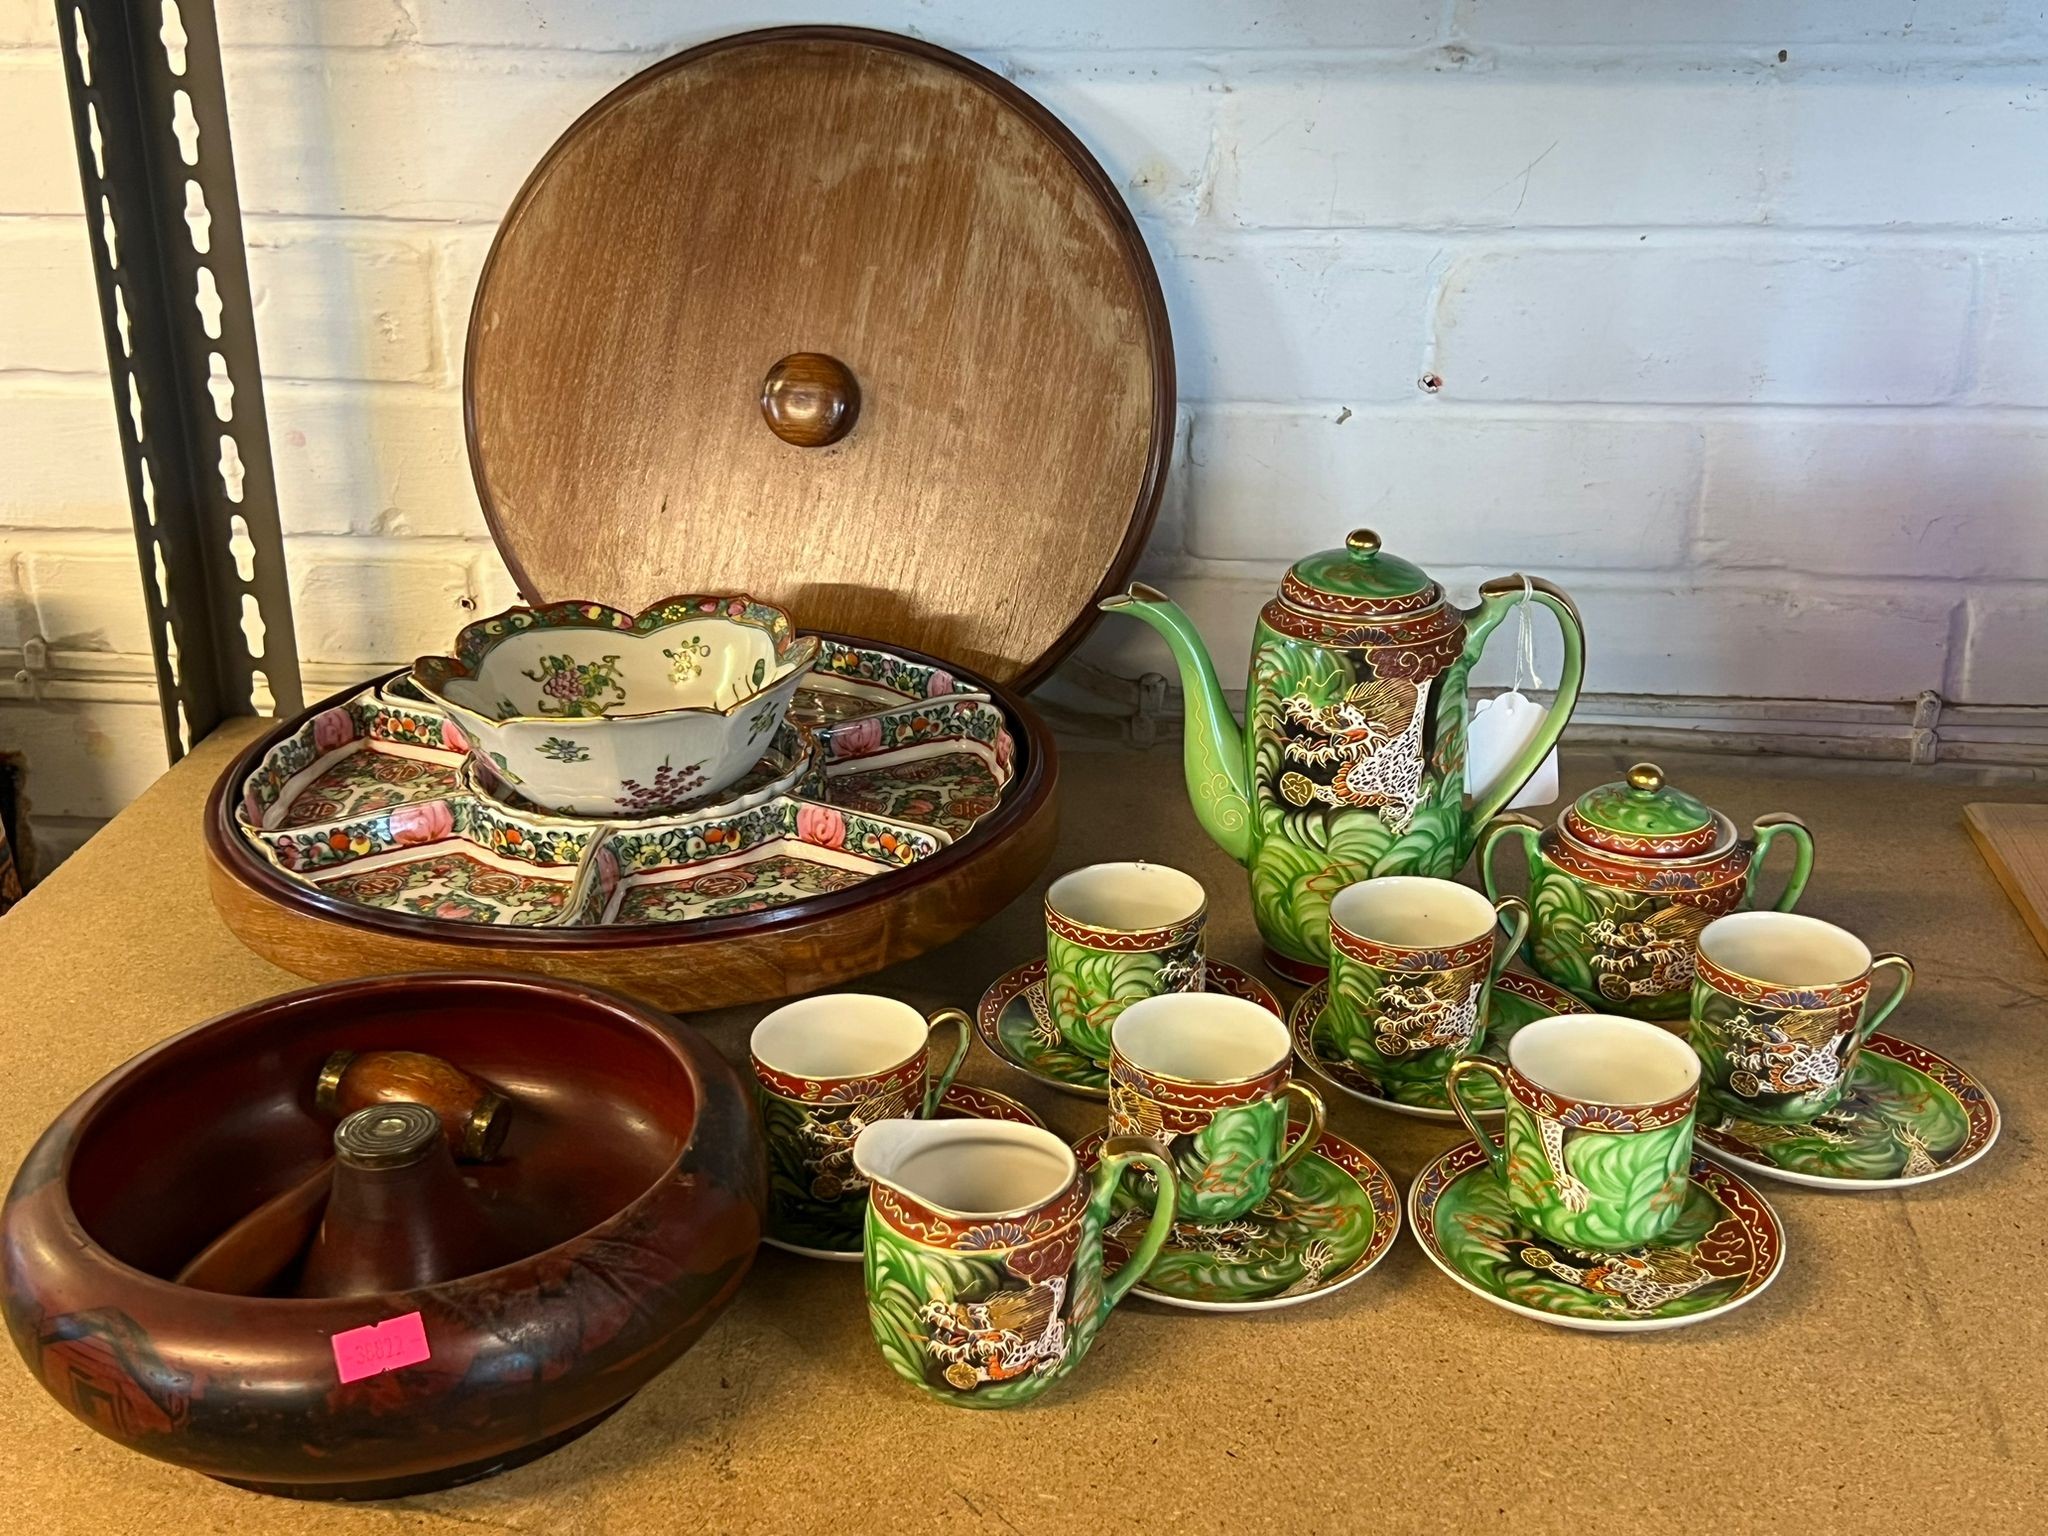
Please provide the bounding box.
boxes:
[1088,1135,1178,1319]
[1747,814,1815,913]
[1462,577,1586,835]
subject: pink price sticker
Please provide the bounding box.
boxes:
[331,1311,431,1385]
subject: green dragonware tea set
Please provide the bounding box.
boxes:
[376,540,1999,1393]
[715,525,2002,1401]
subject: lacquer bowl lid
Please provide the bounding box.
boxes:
[464,26,1174,690]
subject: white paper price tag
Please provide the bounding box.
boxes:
[1467,689,1558,810]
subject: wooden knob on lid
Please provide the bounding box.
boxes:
[760,352,859,447]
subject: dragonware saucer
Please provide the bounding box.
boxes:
[974,958,1283,1099]
[1408,1140,1785,1333]
[1695,1033,2000,1190]
[1075,1125,1401,1312]
[763,1081,1045,1262]
[1291,970,1588,1121]
[230,639,1014,929]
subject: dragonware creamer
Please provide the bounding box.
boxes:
[1100,529,1585,979]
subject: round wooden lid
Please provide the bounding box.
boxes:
[465,27,1174,689]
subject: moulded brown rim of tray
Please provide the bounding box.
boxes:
[459,25,1177,694]
[204,633,1056,961]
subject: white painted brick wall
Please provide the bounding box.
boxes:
[2,1,2046,864]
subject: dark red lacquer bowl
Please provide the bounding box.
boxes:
[2,973,764,1499]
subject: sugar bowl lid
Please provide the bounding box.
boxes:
[1280,530,1445,622]
[463,27,1174,690]
[1561,762,1730,860]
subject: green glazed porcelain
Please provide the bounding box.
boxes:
[1078,1124,1400,1311]
[1480,762,1813,1020]
[1448,1013,1700,1252]
[1100,530,1583,980]
[1698,1032,1999,1189]
[749,995,971,1257]
[1292,969,1589,1120]
[855,1120,1175,1407]
[1107,992,1324,1224]
[1324,875,1528,1098]
[976,956,1283,1100]
[1409,1140,1785,1332]
[1042,862,1207,1065]
[758,1083,1042,1260]
[1690,910,1913,1125]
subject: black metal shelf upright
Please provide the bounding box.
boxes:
[53,0,302,761]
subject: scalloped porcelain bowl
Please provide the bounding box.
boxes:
[412,594,820,817]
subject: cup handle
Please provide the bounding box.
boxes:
[1089,1136,1179,1316]
[1748,814,1815,913]
[1274,1080,1326,1174]
[919,1007,972,1118]
[1446,1055,1511,1185]
[1857,955,1914,1048]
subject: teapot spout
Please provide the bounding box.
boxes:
[1097,583,1252,865]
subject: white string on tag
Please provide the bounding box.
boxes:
[1513,574,1543,694]
[1464,574,1561,809]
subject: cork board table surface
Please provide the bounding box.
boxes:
[3,720,2043,1535]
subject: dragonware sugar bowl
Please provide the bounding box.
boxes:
[411,592,821,817]
[0,973,764,1499]
[1480,762,1814,1021]
[1102,529,1585,980]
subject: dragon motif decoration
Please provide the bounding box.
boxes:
[922,1277,1069,1392]
[1276,676,1430,833]
[1586,902,1713,1002]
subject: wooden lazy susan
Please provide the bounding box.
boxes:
[206,27,1175,1010]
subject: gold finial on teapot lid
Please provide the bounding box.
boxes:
[1345,528,1382,556]
[1626,762,1665,793]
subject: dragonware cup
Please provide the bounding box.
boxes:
[1325,876,1529,1094]
[1043,861,1207,1065]
[749,994,971,1255]
[854,1119,1177,1407]
[1448,1014,1700,1251]
[1690,911,1914,1125]
[1109,992,1325,1223]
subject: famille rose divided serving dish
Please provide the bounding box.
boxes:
[236,640,1006,927]
[208,635,1057,1009]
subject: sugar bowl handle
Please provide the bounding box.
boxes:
[1479,814,1542,950]
[1746,813,1815,913]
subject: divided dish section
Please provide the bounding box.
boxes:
[234,642,1017,930]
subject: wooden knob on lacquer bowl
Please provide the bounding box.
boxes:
[761,352,859,447]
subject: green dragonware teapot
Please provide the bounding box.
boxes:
[1100,529,1585,980]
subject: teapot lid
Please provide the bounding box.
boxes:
[1281,529,1443,621]
[1562,762,1729,860]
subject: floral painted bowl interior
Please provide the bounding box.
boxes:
[409,595,822,817]
[235,639,1018,931]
